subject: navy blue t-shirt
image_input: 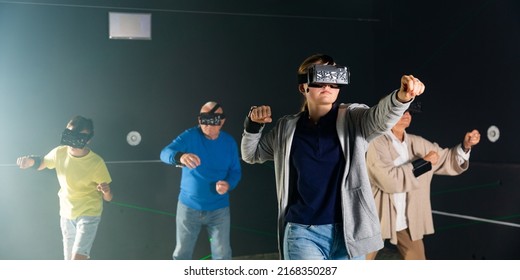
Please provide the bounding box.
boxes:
[285,105,345,225]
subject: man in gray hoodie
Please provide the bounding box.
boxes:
[241,53,425,260]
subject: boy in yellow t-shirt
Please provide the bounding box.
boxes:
[17,115,112,260]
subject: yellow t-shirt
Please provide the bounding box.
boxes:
[44,146,112,219]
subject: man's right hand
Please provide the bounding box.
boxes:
[180,153,201,169]
[423,151,439,165]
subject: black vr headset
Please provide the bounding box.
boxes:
[60,129,93,148]
[199,103,225,126]
[298,64,350,87]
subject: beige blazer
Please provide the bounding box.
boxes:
[366,132,468,244]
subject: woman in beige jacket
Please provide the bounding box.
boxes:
[365,103,480,260]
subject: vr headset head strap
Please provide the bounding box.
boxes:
[208,103,221,114]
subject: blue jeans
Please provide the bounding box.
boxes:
[173,201,232,260]
[283,222,365,260]
[60,216,101,260]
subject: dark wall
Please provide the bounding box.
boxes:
[1,0,518,260]
[374,0,520,259]
[0,0,381,259]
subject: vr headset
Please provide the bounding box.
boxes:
[298,64,350,87]
[60,129,93,148]
[199,103,225,126]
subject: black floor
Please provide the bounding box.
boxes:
[233,246,402,260]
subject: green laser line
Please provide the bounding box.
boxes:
[111,201,277,260]
[109,201,277,237]
[431,180,501,196]
[109,201,176,217]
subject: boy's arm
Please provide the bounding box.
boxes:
[97,182,113,201]
[16,155,45,170]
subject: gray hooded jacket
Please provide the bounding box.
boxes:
[241,90,410,258]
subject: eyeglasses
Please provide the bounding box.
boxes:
[307,83,341,89]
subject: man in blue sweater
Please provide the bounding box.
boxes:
[160,101,242,260]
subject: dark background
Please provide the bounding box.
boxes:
[1,0,518,260]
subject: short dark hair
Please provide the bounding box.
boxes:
[67,115,94,135]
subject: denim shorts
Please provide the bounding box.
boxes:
[60,216,101,260]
